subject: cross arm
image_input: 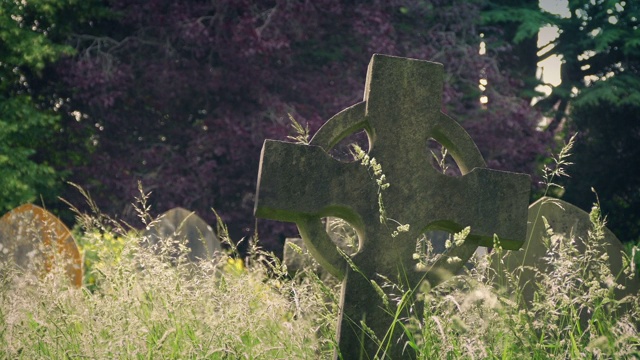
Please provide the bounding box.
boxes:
[255,140,374,220]
[254,140,375,279]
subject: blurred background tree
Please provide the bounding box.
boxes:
[51,0,549,253]
[2,0,636,253]
[0,0,105,213]
[484,0,640,243]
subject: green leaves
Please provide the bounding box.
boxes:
[0,1,73,75]
[0,0,84,212]
[482,6,557,44]
[574,75,640,108]
[593,28,623,52]
[0,144,56,213]
[623,32,640,55]
[0,95,59,212]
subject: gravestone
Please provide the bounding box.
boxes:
[491,197,640,320]
[143,207,221,262]
[283,217,356,279]
[255,54,531,359]
[0,204,83,287]
[283,237,314,276]
[283,221,474,280]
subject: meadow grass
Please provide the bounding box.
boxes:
[409,207,640,359]
[0,194,338,359]
[1,203,639,359]
[1,137,639,359]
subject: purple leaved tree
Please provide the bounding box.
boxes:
[58,0,549,254]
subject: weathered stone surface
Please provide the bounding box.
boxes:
[0,204,83,287]
[283,224,478,280]
[143,207,221,262]
[491,197,640,318]
[255,54,530,359]
[283,218,357,279]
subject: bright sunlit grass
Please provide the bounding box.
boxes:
[1,137,639,358]
[0,196,338,359]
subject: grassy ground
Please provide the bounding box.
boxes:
[0,194,339,359]
[1,137,639,358]
[1,199,638,359]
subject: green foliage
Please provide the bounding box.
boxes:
[75,228,127,292]
[0,0,109,214]
[482,6,556,44]
[0,1,73,74]
[484,0,640,244]
[0,0,81,212]
[563,100,640,244]
[624,241,639,278]
[573,75,640,108]
[0,96,59,212]
[484,0,640,127]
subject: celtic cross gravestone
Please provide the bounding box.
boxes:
[255,54,531,359]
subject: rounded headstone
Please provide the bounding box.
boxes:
[491,197,639,322]
[143,207,221,262]
[0,204,83,287]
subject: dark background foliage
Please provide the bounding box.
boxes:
[484,0,640,243]
[1,0,638,254]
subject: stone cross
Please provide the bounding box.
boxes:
[255,54,531,359]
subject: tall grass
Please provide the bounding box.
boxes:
[408,135,640,359]
[1,137,639,358]
[410,205,640,359]
[343,134,640,358]
[0,190,338,359]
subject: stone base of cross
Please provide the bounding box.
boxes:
[255,54,530,359]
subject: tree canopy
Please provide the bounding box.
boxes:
[49,0,549,251]
[0,0,105,212]
[485,0,640,243]
[3,0,636,251]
